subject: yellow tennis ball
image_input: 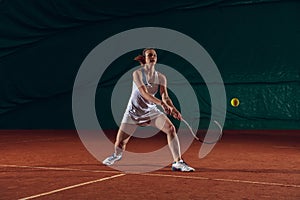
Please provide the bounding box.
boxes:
[231,98,240,107]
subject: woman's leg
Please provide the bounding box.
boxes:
[114,123,137,155]
[103,123,137,166]
[151,114,181,162]
[150,114,195,171]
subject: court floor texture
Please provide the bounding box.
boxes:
[1,130,299,200]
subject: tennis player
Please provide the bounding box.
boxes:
[103,48,195,172]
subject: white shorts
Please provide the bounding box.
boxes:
[121,107,164,126]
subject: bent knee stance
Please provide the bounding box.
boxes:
[164,123,177,137]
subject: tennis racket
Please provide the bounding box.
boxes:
[181,118,223,144]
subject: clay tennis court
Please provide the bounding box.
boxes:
[1,130,299,199]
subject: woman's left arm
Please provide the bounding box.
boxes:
[159,73,182,120]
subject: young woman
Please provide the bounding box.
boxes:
[103,48,194,172]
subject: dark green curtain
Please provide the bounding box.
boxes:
[0,0,299,129]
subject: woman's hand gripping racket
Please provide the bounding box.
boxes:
[181,118,223,144]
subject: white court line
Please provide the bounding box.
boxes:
[141,173,300,188]
[0,164,120,174]
[2,164,299,189]
[19,173,125,200]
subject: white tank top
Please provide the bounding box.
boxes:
[123,68,163,124]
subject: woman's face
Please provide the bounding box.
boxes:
[144,49,157,65]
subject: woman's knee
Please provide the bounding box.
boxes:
[164,123,176,136]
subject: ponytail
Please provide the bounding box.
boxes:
[134,55,145,65]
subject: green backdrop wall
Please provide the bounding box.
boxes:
[0,0,299,129]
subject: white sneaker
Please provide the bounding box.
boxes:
[102,153,122,166]
[172,160,195,172]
